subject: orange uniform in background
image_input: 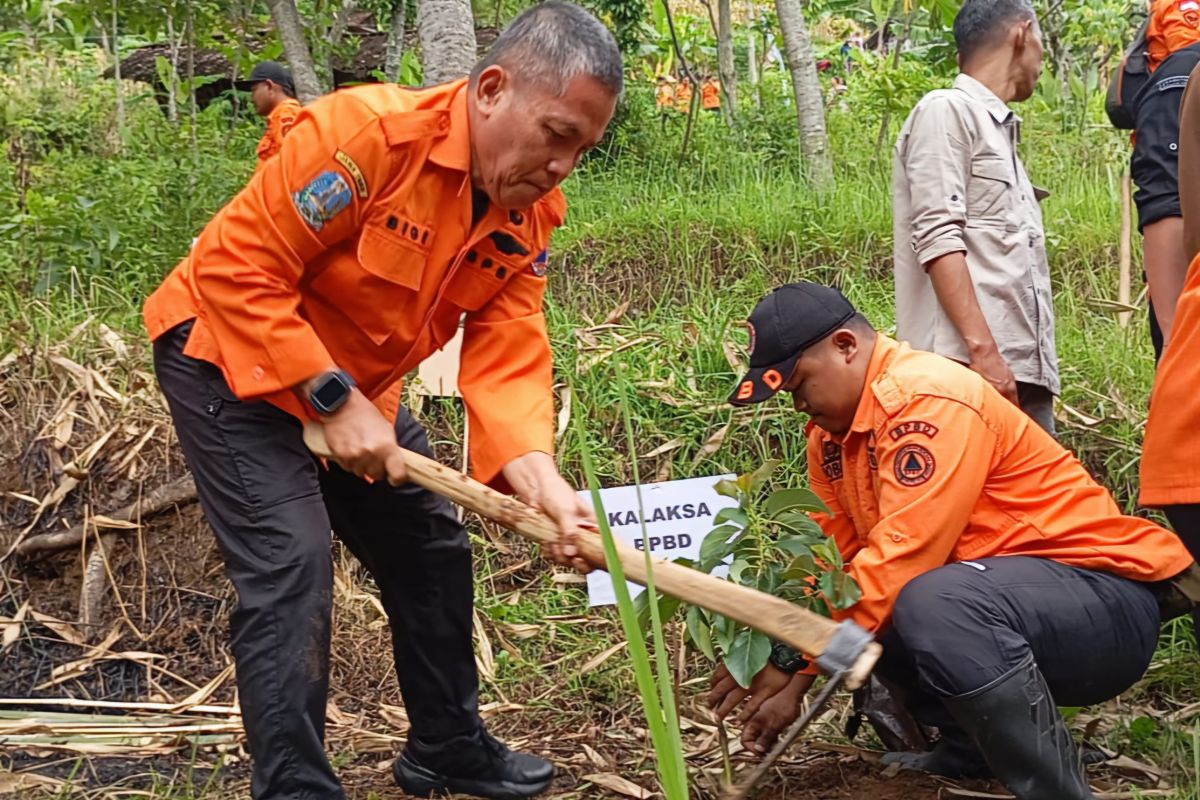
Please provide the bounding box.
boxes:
[675,78,694,112]
[655,79,675,111]
[1142,252,1200,505]
[808,336,1191,635]
[144,79,564,484]
[255,97,302,169]
[1148,0,1200,72]
[701,78,721,110]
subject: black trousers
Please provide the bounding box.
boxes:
[154,322,480,800]
[874,557,1162,726]
[1016,382,1056,437]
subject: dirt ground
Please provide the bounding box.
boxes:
[0,337,1174,800]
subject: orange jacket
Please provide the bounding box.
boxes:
[808,336,1191,635]
[255,97,302,169]
[701,80,720,110]
[144,80,565,486]
[1142,252,1200,505]
[1148,0,1200,72]
[675,81,693,112]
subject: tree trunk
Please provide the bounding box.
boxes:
[774,0,832,188]
[186,0,198,148]
[385,0,408,82]
[746,2,760,108]
[110,0,125,150]
[264,0,323,103]
[417,0,477,86]
[717,0,738,120]
[165,10,179,125]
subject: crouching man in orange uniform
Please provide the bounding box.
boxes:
[143,5,621,799]
[709,283,1197,800]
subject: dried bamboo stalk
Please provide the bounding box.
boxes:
[16,475,197,557]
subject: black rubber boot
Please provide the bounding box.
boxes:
[880,727,991,779]
[394,727,555,799]
[943,656,1095,800]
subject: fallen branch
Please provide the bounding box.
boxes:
[16,475,197,557]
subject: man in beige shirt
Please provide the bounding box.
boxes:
[893,0,1057,433]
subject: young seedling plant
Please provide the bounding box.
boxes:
[638,460,862,688]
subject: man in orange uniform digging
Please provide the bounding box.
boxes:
[708,283,1196,800]
[143,5,620,799]
[237,61,303,171]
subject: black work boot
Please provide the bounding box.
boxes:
[944,656,1095,800]
[394,727,555,799]
[880,727,991,778]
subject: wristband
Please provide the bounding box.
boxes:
[769,641,810,674]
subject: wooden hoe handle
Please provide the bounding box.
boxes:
[303,424,882,689]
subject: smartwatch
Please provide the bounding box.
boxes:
[308,370,356,415]
[769,641,810,674]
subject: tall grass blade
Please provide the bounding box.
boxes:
[571,385,689,799]
[612,356,689,792]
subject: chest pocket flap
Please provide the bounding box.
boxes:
[967,154,1015,224]
[444,229,535,311]
[306,216,430,346]
[356,214,431,290]
[971,154,1013,184]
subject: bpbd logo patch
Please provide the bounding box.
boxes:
[293,171,352,232]
[894,444,935,487]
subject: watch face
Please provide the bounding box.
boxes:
[313,374,348,409]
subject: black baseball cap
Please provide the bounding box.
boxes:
[236,61,296,96]
[728,282,857,406]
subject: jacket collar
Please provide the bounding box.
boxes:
[428,79,472,173]
[954,73,1017,125]
[847,335,901,435]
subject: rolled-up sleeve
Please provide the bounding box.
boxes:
[901,97,973,267]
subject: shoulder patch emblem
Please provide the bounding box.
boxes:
[531,249,549,277]
[1158,75,1191,93]
[293,171,352,232]
[889,420,940,441]
[334,150,368,199]
[894,444,935,487]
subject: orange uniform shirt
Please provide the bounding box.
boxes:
[144,79,565,486]
[1148,0,1200,72]
[655,82,675,110]
[808,336,1191,635]
[1142,252,1200,505]
[701,80,720,110]
[255,97,302,170]
[675,81,693,112]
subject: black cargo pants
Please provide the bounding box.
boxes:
[873,556,1163,725]
[154,321,480,800]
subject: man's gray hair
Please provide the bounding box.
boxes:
[471,1,624,97]
[954,0,1036,63]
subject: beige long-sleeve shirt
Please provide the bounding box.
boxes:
[893,74,1059,395]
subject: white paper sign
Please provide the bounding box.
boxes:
[582,474,738,607]
[415,325,464,398]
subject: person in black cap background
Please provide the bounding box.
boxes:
[708,282,1196,800]
[236,61,303,171]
